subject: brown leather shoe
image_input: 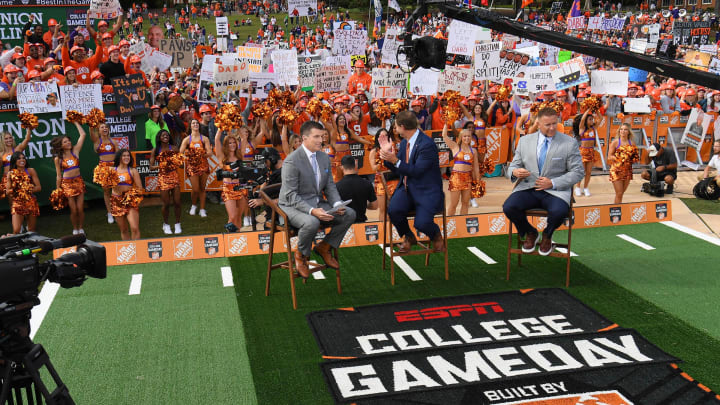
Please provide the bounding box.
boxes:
[294,250,311,278]
[538,234,553,256]
[521,231,540,253]
[398,233,417,253]
[313,241,339,269]
[431,232,445,252]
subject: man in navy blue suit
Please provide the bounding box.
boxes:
[379,111,445,253]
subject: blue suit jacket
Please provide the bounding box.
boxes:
[385,130,444,213]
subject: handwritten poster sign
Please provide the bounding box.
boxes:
[111,74,151,116]
[437,66,473,96]
[237,46,264,73]
[381,28,402,66]
[88,0,121,19]
[590,70,628,96]
[587,17,602,30]
[447,20,480,56]
[601,17,626,31]
[59,84,102,119]
[566,16,586,30]
[524,66,556,93]
[288,0,317,17]
[17,82,61,114]
[214,62,249,94]
[332,30,367,56]
[140,48,173,74]
[297,55,323,91]
[549,57,588,90]
[371,68,407,99]
[159,39,194,69]
[623,97,652,114]
[216,16,228,36]
[473,42,501,81]
[409,68,440,96]
[270,49,299,86]
[314,65,350,93]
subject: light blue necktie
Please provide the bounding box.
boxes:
[538,137,549,173]
[310,153,320,189]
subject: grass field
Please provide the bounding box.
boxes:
[31,221,720,404]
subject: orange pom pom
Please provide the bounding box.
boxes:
[50,188,68,210]
[19,113,39,130]
[84,108,106,128]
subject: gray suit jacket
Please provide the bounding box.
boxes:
[506,131,584,205]
[279,147,341,217]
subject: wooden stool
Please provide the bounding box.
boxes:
[379,175,448,285]
[506,198,574,287]
[259,185,342,310]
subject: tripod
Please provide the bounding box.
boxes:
[1,301,73,405]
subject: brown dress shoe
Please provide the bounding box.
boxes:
[538,234,553,256]
[294,250,311,278]
[398,233,417,253]
[521,231,540,253]
[431,232,445,252]
[313,241,339,269]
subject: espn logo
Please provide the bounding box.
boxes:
[395,302,504,322]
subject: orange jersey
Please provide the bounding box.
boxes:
[347,72,372,94]
[62,42,104,84]
[349,114,371,137]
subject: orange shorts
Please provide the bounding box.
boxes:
[476,138,487,155]
[449,171,472,191]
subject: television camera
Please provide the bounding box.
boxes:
[215,160,268,192]
[1,232,106,404]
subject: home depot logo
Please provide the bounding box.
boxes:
[488,214,507,234]
[494,390,632,405]
[116,243,137,264]
[485,127,502,160]
[341,226,356,246]
[535,216,547,231]
[584,208,601,226]
[228,236,248,255]
[174,238,194,259]
[630,204,647,223]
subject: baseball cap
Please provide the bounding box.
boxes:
[648,142,661,157]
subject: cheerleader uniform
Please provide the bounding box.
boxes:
[474,119,487,155]
[9,169,39,217]
[60,152,86,197]
[242,142,255,162]
[609,139,638,182]
[111,167,142,217]
[448,148,474,192]
[185,135,210,176]
[334,132,352,162]
[1,148,13,198]
[221,161,247,202]
[93,139,117,186]
[156,149,181,191]
[579,128,597,163]
[322,144,340,182]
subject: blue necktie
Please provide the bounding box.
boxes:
[538,137,549,173]
[310,153,320,190]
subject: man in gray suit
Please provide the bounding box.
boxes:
[503,107,584,256]
[279,121,356,278]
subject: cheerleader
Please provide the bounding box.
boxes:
[214,133,248,232]
[321,127,339,182]
[442,124,480,215]
[329,114,371,180]
[5,152,40,234]
[368,128,400,220]
[90,122,118,224]
[1,128,32,176]
[51,122,87,235]
[575,109,600,197]
[179,119,213,217]
[607,123,639,204]
[149,130,182,234]
[111,149,143,240]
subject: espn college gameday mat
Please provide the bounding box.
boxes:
[307,289,720,404]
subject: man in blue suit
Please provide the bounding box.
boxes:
[379,111,445,253]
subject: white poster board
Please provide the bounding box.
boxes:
[524,66,556,93]
[88,0,121,19]
[437,66,473,96]
[314,65,350,93]
[216,17,228,36]
[59,84,102,120]
[17,82,62,114]
[409,68,440,96]
[288,0,317,16]
[447,20,481,56]
[381,28,401,66]
[236,46,264,74]
[332,30,367,56]
[473,41,501,81]
[622,97,652,113]
[371,68,407,99]
[590,70,629,96]
[549,57,589,90]
[270,49,299,86]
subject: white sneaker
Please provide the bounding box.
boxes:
[583,188,591,197]
[163,224,172,234]
[107,213,114,224]
[243,216,252,227]
[574,187,582,196]
[78,229,85,235]
[72,229,78,235]
[189,205,197,215]
[470,198,478,208]
[199,209,208,218]
[174,223,182,234]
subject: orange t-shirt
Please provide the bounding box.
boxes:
[347,72,372,94]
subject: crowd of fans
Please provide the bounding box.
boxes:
[1,0,719,240]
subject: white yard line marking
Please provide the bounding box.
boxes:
[128,274,143,295]
[29,282,60,339]
[467,247,497,264]
[617,234,655,250]
[220,266,234,287]
[662,221,720,247]
[379,245,423,281]
[308,261,326,279]
[554,247,578,257]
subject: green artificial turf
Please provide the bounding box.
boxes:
[34,258,257,405]
[231,230,720,405]
[680,197,720,216]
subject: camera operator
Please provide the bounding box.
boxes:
[642,143,677,194]
[214,133,250,232]
[248,147,283,227]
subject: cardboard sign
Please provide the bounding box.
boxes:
[213,62,249,94]
[17,82,61,114]
[332,30,367,56]
[159,39,194,69]
[270,49,299,86]
[88,0,121,19]
[111,74,151,116]
[524,66,556,93]
[323,55,351,68]
[473,41,501,81]
[381,28,401,66]
[236,46,263,73]
[681,109,711,149]
[196,45,213,59]
[623,97,652,114]
[549,57,588,90]
[314,64,349,93]
[672,21,711,46]
[247,72,276,99]
[447,20,481,56]
[628,67,648,83]
[601,17,626,31]
[630,39,648,54]
[409,68,440,96]
[566,16,585,30]
[371,68,407,99]
[587,16,602,30]
[216,17,228,36]
[591,70,628,96]
[59,84,102,120]
[288,0,317,17]
[437,66,473,96]
[297,55,322,91]
[493,56,526,83]
[140,48,173,75]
